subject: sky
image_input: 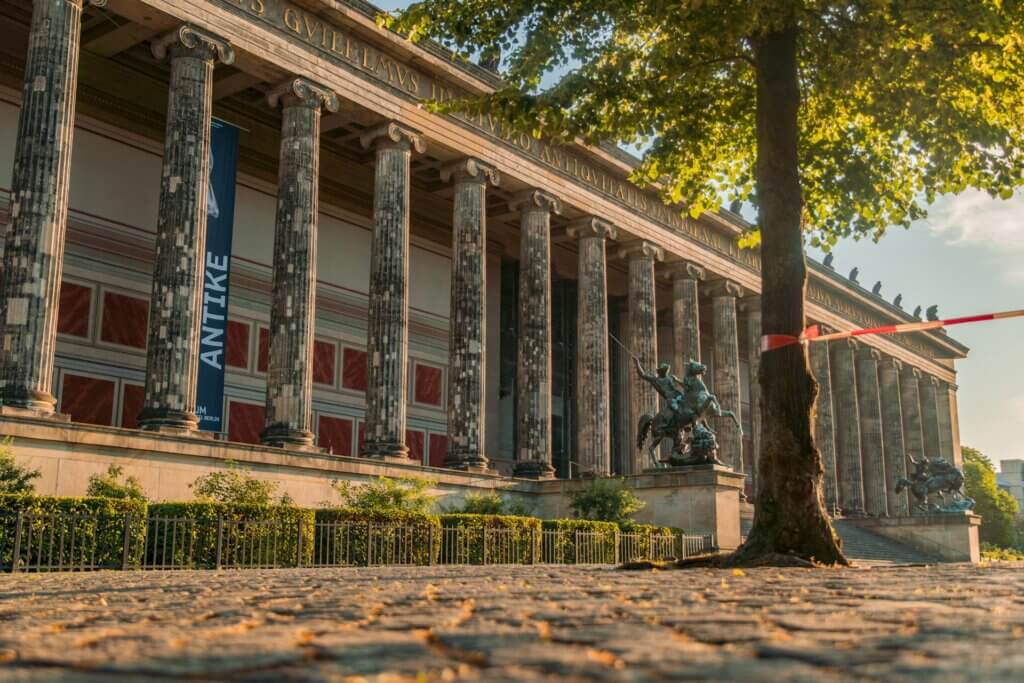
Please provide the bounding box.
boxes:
[375,0,1024,469]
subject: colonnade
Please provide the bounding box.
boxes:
[0,8,961,494]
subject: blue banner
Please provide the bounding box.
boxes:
[196,119,240,432]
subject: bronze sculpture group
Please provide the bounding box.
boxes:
[895,456,975,513]
[634,358,741,469]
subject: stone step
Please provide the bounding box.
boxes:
[833,519,940,565]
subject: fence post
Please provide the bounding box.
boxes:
[530,527,537,565]
[574,530,580,565]
[614,530,620,565]
[368,523,374,566]
[428,525,435,566]
[647,530,654,561]
[296,518,304,568]
[215,515,224,570]
[121,513,133,570]
[482,527,488,565]
[11,512,24,574]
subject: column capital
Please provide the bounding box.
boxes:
[267,77,338,112]
[900,364,922,380]
[566,216,616,241]
[878,355,903,372]
[152,25,234,64]
[855,345,882,362]
[705,278,744,299]
[440,157,500,186]
[617,239,664,263]
[832,336,859,351]
[661,260,705,282]
[738,296,761,314]
[509,188,562,215]
[360,121,426,153]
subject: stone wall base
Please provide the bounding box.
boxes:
[849,513,981,563]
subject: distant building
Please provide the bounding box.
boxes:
[998,460,1024,512]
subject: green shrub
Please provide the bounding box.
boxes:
[331,476,438,514]
[0,437,39,495]
[541,519,619,563]
[314,508,441,565]
[439,514,541,564]
[148,502,313,569]
[981,543,1024,562]
[568,477,646,524]
[444,491,533,516]
[964,447,1020,547]
[86,465,146,501]
[0,494,147,570]
[189,461,293,506]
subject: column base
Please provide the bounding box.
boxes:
[362,440,409,459]
[513,461,556,479]
[0,387,58,415]
[260,424,315,449]
[445,448,490,473]
[137,408,199,433]
[0,404,70,422]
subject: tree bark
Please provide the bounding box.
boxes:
[731,25,847,565]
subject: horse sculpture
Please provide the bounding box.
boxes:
[635,360,741,469]
[894,456,973,513]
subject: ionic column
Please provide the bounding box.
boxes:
[935,380,955,464]
[0,0,104,415]
[919,374,942,460]
[878,357,909,516]
[740,298,762,492]
[261,79,338,447]
[139,26,234,431]
[809,335,839,513]
[511,189,561,478]
[620,241,664,474]
[441,158,500,471]
[899,365,926,467]
[946,384,963,468]
[855,346,888,517]
[830,339,866,516]
[708,280,744,474]
[568,217,617,476]
[359,123,425,458]
[665,262,704,370]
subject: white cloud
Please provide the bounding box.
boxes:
[921,190,1024,281]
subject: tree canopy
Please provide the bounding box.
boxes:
[963,446,1020,549]
[391,1,1024,247]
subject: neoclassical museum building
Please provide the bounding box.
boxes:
[0,0,968,533]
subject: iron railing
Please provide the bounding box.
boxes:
[0,512,717,573]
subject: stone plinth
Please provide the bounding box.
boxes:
[536,467,745,551]
[850,513,981,563]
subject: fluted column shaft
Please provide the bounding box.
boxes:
[622,241,663,474]
[261,79,337,447]
[360,123,425,458]
[512,190,561,478]
[710,280,744,474]
[935,381,955,464]
[878,357,909,516]
[668,263,704,370]
[742,301,762,492]
[855,347,888,516]
[569,218,616,476]
[899,366,925,464]
[140,26,233,431]
[919,375,942,460]
[0,0,97,414]
[830,339,865,516]
[809,337,839,513]
[442,159,499,470]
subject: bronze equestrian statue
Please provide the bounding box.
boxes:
[895,456,974,513]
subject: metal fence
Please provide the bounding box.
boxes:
[0,512,716,573]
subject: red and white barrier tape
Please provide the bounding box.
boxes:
[760,308,1024,352]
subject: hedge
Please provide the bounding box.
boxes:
[541,519,620,564]
[618,521,678,561]
[0,494,148,570]
[314,508,441,566]
[439,514,541,564]
[148,502,314,569]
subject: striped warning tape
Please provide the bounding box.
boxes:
[760,308,1024,352]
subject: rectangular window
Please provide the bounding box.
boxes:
[120,383,145,429]
[100,291,149,349]
[60,373,115,426]
[313,340,337,386]
[227,400,265,445]
[318,415,353,456]
[57,281,91,338]
[226,320,250,369]
[341,347,368,392]
[413,363,443,407]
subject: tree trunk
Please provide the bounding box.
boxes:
[731,25,847,565]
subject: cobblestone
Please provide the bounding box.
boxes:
[1,563,1022,681]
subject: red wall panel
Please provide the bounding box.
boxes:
[100,292,148,349]
[57,281,91,338]
[60,373,115,426]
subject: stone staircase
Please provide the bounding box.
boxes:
[833,519,941,565]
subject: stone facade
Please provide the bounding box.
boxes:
[0,0,967,528]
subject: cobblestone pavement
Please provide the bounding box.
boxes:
[1,563,1023,682]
